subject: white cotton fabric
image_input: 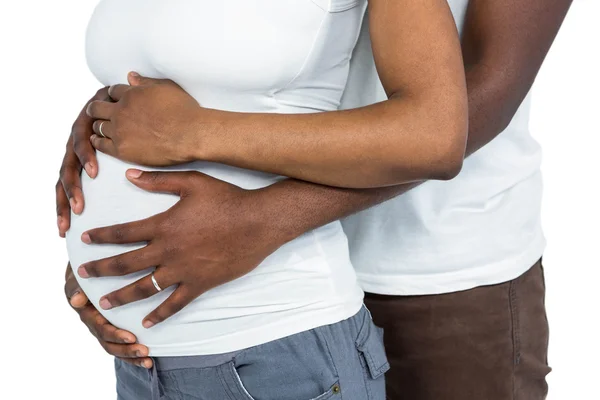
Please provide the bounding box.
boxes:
[67,0,367,356]
[341,0,545,295]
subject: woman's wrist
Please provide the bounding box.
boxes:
[186,107,234,163]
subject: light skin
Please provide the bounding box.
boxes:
[60,0,572,368]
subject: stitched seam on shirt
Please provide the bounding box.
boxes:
[273,7,328,96]
[310,0,328,11]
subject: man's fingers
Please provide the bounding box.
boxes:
[78,304,107,338]
[65,263,89,308]
[59,158,84,215]
[96,320,138,346]
[65,262,73,281]
[143,286,196,329]
[125,169,209,196]
[78,304,138,345]
[64,263,83,300]
[82,217,156,245]
[119,357,154,369]
[78,245,160,278]
[100,341,149,359]
[99,267,176,310]
[86,100,117,121]
[107,84,131,101]
[56,180,71,237]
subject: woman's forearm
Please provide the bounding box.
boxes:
[198,93,467,189]
[186,0,469,189]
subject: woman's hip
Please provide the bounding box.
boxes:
[115,306,389,400]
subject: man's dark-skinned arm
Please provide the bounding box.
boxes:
[58,0,571,366]
[79,0,572,326]
[251,0,573,238]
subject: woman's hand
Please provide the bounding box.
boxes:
[65,263,153,368]
[75,169,285,328]
[56,88,109,237]
[86,72,223,166]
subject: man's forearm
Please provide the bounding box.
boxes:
[254,72,509,240]
[259,179,420,244]
[258,62,564,241]
[258,0,572,241]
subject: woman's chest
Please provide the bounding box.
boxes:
[86,0,325,92]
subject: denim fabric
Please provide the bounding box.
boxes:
[115,306,389,400]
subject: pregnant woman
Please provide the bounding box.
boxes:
[62,0,467,399]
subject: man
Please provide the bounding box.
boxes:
[59,0,571,398]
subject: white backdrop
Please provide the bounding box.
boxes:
[0,1,598,399]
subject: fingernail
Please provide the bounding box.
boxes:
[122,336,134,344]
[85,162,96,178]
[99,297,112,310]
[69,291,83,307]
[69,197,77,212]
[81,232,91,244]
[126,169,143,179]
[141,360,152,369]
[57,216,64,229]
[129,71,140,78]
[142,320,155,329]
[77,266,89,278]
[135,350,144,357]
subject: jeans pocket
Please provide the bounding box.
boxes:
[222,361,341,400]
[356,323,390,380]
[355,317,390,400]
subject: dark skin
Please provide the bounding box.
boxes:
[85,0,469,188]
[60,0,572,368]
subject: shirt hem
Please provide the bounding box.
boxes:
[357,237,546,296]
[147,298,364,357]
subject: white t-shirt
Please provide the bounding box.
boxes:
[67,0,367,356]
[340,0,545,295]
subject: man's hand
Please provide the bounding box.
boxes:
[56,88,110,237]
[86,72,223,166]
[76,170,285,328]
[65,263,153,368]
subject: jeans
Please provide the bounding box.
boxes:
[115,306,389,400]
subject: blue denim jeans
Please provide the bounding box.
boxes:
[115,306,389,400]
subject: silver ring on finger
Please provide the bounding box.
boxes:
[98,121,107,138]
[151,272,163,293]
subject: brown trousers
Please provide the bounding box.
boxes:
[364,260,550,400]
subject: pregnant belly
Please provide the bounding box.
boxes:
[66,152,348,348]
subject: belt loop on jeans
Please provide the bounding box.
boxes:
[148,358,163,400]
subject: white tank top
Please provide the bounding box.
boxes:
[67,0,366,356]
[341,0,546,295]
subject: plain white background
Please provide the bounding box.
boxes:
[0,0,598,399]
